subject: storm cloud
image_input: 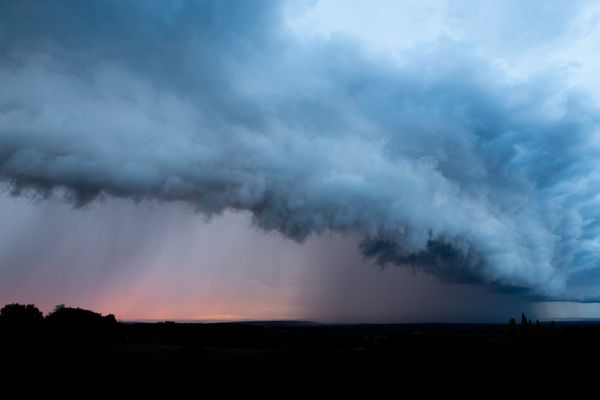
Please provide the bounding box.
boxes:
[1,0,600,300]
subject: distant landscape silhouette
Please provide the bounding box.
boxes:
[1,302,599,394]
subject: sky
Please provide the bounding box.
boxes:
[2,0,600,322]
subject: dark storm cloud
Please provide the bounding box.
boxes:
[1,0,599,299]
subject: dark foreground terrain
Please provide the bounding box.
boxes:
[1,306,599,395]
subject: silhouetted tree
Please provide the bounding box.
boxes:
[519,312,534,338]
[0,303,43,325]
[45,304,116,325]
[104,313,117,324]
[44,304,118,343]
[520,312,528,327]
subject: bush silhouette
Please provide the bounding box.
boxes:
[0,303,43,325]
[45,304,117,326]
[43,305,118,343]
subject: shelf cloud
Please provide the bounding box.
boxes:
[1,0,600,300]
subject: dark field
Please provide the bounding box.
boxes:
[2,318,600,395]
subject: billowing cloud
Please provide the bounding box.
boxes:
[1,0,600,300]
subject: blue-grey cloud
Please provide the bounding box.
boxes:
[1,0,599,300]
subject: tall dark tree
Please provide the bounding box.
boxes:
[521,312,528,327]
[520,312,533,336]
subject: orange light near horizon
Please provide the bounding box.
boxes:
[73,273,308,322]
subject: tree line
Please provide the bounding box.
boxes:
[0,303,116,326]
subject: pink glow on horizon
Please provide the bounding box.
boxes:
[0,195,540,323]
[0,280,307,322]
[86,282,307,321]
